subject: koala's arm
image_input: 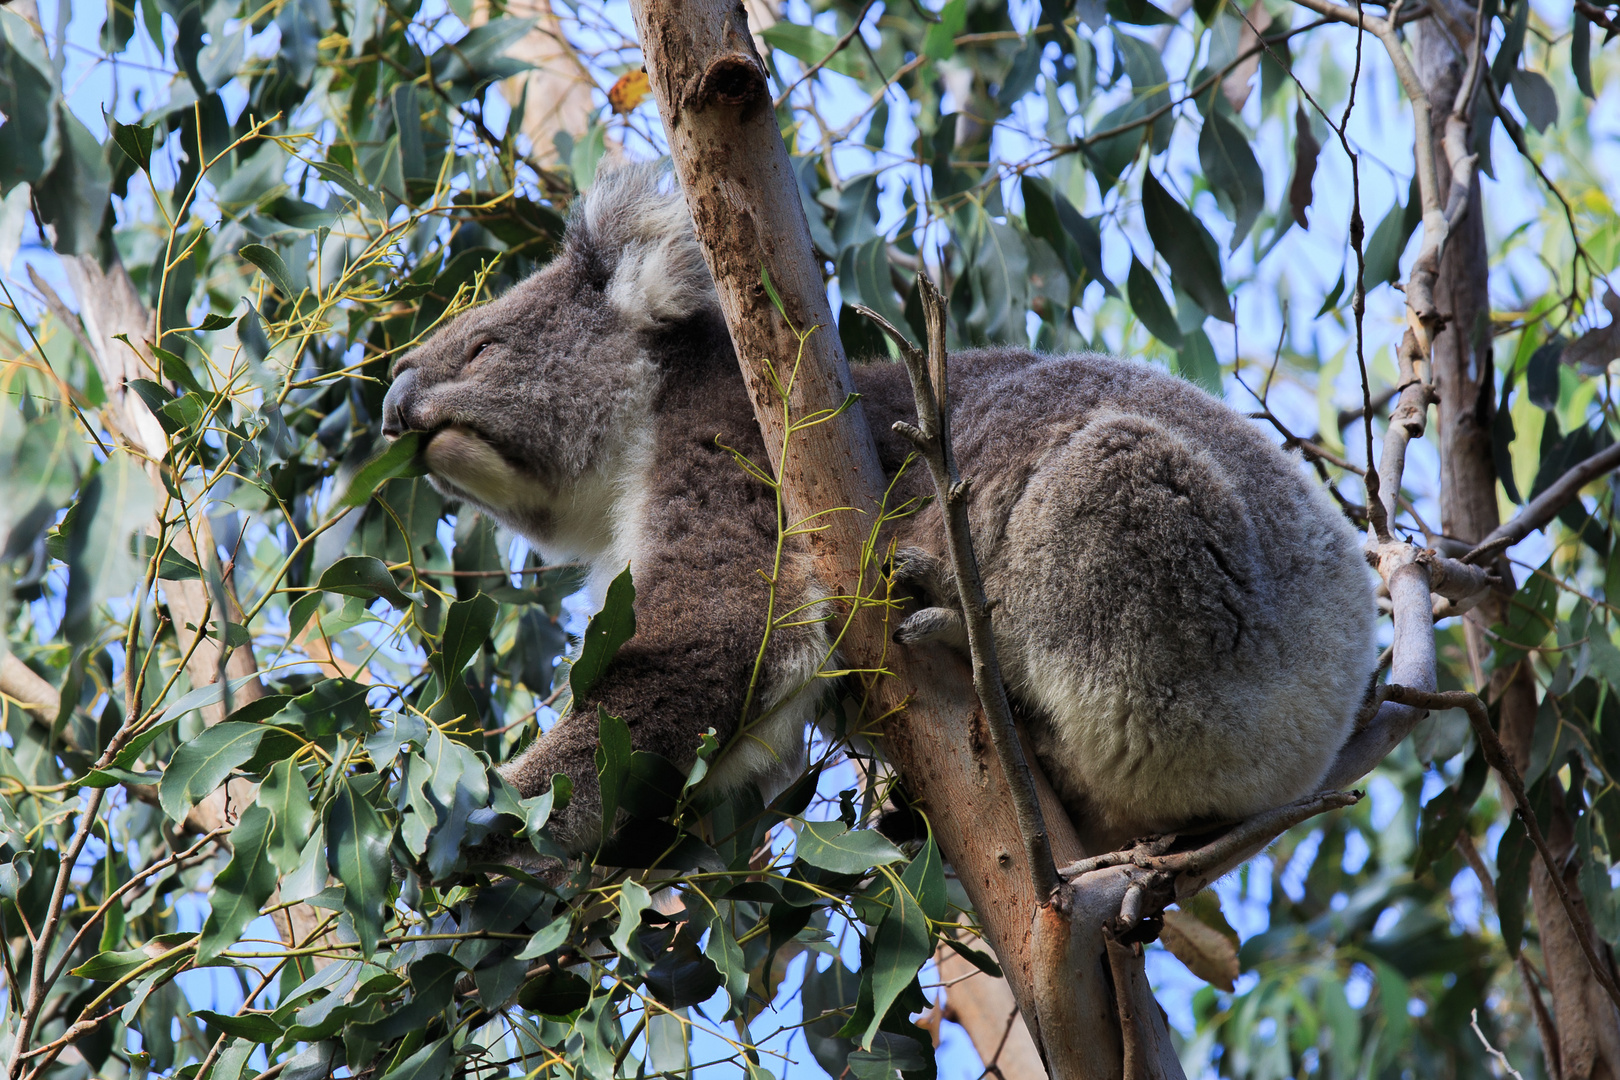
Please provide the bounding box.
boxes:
[497,447,803,853]
[496,618,764,852]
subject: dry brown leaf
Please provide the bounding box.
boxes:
[1289,104,1321,229]
[1221,0,1272,113]
[609,69,652,115]
[1562,289,1620,374]
[1160,908,1240,991]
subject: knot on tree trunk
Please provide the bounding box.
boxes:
[691,53,767,111]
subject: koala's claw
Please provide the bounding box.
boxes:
[886,546,943,587]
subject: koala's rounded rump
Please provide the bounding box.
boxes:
[857,350,1376,850]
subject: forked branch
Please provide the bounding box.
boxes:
[855,287,1059,899]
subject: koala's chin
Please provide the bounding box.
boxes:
[417,427,558,545]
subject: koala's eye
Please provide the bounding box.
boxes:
[466,340,493,367]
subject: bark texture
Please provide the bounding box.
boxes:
[937,933,1047,1079]
[622,0,1179,1073]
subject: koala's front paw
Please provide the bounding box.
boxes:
[886,546,943,588]
[894,606,968,651]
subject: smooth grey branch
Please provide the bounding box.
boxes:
[1466,440,1620,562]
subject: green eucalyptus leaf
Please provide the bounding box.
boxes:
[1496,816,1532,957]
[335,432,427,508]
[571,565,636,701]
[239,243,300,299]
[159,722,268,821]
[1140,171,1231,322]
[1199,110,1265,249]
[190,1011,284,1042]
[1127,256,1183,348]
[326,776,393,956]
[796,821,906,874]
[316,555,417,610]
[111,118,156,172]
[860,869,931,1047]
[198,803,279,963]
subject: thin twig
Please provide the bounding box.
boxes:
[1057,789,1360,899]
[1470,1009,1527,1080]
[772,0,879,108]
[1466,441,1620,560]
[8,789,105,1080]
[855,283,1059,900]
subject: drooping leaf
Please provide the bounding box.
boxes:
[239,243,299,299]
[326,776,393,955]
[607,68,653,114]
[1496,816,1532,957]
[1199,110,1265,249]
[595,708,633,837]
[198,803,279,963]
[859,869,932,1047]
[1362,180,1422,289]
[1288,104,1321,230]
[1140,171,1231,321]
[260,758,316,874]
[922,0,967,59]
[571,565,636,701]
[1574,14,1595,99]
[1127,256,1183,348]
[1161,908,1240,991]
[1177,329,1223,394]
[1509,69,1558,133]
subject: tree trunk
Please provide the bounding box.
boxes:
[622,1,1181,1074]
[937,933,1047,1080]
[1414,15,1620,1077]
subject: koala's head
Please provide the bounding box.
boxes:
[381,163,721,551]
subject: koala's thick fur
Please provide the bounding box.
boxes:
[382,163,1377,855]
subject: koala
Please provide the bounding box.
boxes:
[381,163,1377,856]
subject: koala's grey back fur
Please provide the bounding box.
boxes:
[382,163,1377,856]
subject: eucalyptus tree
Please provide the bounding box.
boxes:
[2,0,1619,1072]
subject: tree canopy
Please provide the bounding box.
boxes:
[2,0,1620,1074]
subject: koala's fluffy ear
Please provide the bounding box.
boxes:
[575,163,718,330]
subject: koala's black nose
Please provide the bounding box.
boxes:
[381,368,418,439]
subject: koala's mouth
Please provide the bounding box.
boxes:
[416,425,550,513]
